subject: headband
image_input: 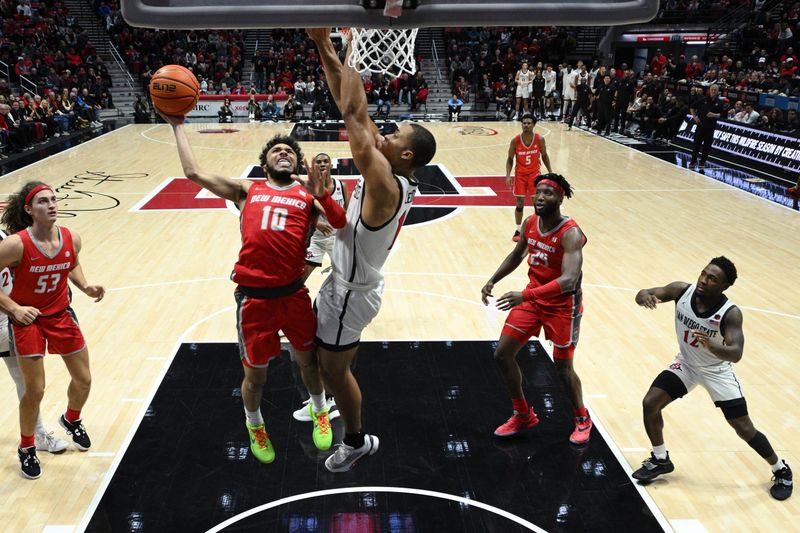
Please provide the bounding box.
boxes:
[24,184,53,205]
[538,178,565,197]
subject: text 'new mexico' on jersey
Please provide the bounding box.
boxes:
[11,226,75,316]
[524,214,586,307]
[331,175,417,289]
[232,181,314,288]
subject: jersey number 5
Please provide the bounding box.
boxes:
[524,155,532,166]
[260,206,288,232]
[34,273,61,294]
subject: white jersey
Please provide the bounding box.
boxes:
[517,70,533,87]
[543,70,556,93]
[331,174,417,289]
[563,70,579,99]
[674,284,737,369]
[317,178,346,229]
[0,229,10,352]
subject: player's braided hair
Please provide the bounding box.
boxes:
[535,173,574,199]
[710,256,737,285]
[1,180,49,234]
[259,135,304,174]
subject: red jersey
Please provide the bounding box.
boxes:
[524,215,586,306]
[232,181,313,288]
[514,133,541,177]
[11,226,75,316]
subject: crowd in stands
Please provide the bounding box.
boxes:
[0,0,111,154]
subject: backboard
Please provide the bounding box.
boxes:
[120,0,660,30]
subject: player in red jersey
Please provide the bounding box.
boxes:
[482,173,592,445]
[506,113,552,242]
[160,113,346,464]
[0,181,105,479]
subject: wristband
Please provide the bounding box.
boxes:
[522,279,563,302]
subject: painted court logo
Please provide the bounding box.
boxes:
[456,126,498,136]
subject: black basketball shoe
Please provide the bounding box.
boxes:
[59,415,91,451]
[770,462,793,501]
[18,446,41,479]
[632,452,674,482]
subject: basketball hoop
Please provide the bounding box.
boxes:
[341,27,419,78]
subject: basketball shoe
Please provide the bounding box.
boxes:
[293,397,340,422]
[310,404,333,451]
[246,422,275,464]
[569,416,592,445]
[18,446,41,479]
[632,452,674,482]
[35,430,68,454]
[494,407,540,437]
[59,415,91,451]
[325,434,380,472]
[770,462,793,501]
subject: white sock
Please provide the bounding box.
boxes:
[652,444,668,460]
[35,417,47,436]
[771,458,786,472]
[244,406,264,426]
[310,392,326,413]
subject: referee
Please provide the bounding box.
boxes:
[689,84,725,169]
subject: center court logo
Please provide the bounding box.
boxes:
[455,126,498,136]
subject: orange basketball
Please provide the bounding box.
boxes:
[149,64,200,117]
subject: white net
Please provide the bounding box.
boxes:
[343,27,419,78]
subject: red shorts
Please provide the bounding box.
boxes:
[513,172,540,197]
[11,308,86,357]
[235,287,316,368]
[501,294,582,358]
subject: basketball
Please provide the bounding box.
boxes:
[149,64,200,117]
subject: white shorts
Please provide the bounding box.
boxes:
[516,86,530,99]
[305,233,334,266]
[666,358,744,403]
[315,275,383,350]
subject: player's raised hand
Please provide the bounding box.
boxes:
[306,28,332,43]
[480,281,494,305]
[12,305,40,325]
[496,291,524,311]
[156,109,185,126]
[292,157,326,198]
[635,290,660,309]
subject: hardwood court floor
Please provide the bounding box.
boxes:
[0,121,797,533]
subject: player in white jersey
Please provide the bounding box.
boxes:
[0,229,68,455]
[631,257,792,500]
[303,153,349,281]
[514,62,532,120]
[542,64,557,120]
[307,27,437,472]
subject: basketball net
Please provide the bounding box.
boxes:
[340,26,419,78]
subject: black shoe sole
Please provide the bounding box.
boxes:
[632,464,674,482]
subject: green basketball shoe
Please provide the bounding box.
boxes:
[310,404,333,451]
[246,422,275,464]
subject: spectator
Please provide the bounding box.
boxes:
[261,95,278,121]
[448,94,464,122]
[134,95,150,123]
[218,97,233,123]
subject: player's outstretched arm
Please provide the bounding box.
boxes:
[481,217,530,305]
[635,281,690,309]
[160,112,249,206]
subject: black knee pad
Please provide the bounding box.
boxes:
[715,397,748,420]
[651,370,688,401]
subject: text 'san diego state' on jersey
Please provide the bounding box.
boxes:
[524,214,586,306]
[515,133,541,177]
[232,181,314,288]
[11,227,75,316]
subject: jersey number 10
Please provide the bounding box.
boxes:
[261,206,288,232]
